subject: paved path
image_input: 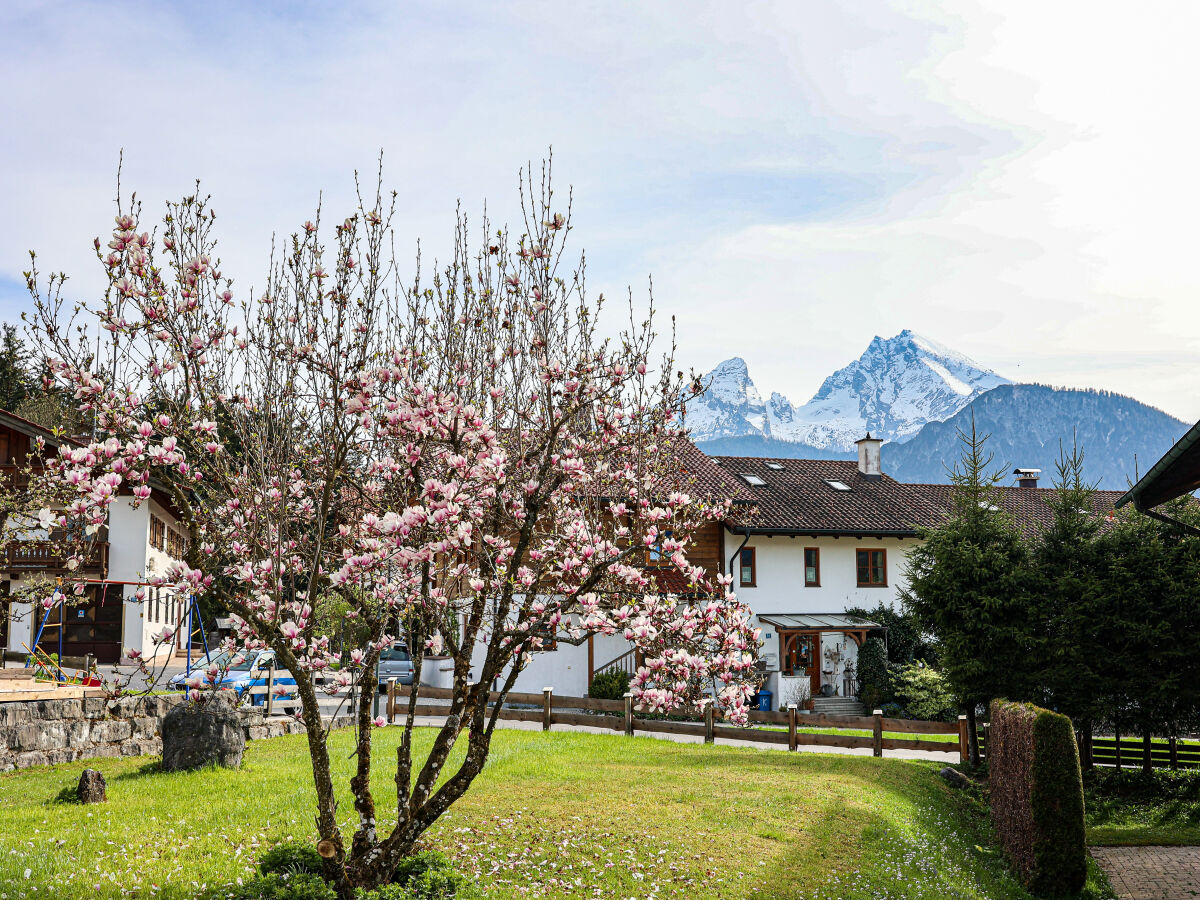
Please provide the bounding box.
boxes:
[1092,846,1200,899]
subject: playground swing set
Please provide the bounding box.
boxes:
[25,580,213,685]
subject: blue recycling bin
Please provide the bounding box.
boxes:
[757,690,773,712]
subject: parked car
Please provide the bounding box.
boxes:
[168,649,296,706]
[376,642,415,691]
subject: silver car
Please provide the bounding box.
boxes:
[376,642,415,690]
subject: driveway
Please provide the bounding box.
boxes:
[1092,847,1200,900]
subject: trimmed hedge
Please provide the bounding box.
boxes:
[988,700,1086,896]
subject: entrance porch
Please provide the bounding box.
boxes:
[758,613,884,711]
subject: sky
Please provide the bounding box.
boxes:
[2,0,1198,421]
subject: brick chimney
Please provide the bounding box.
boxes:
[1013,468,1041,489]
[856,433,883,481]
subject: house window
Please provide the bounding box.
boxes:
[804,547,820,587]
[150,515,166,551]
[645,530,672,566]
[780,632,815,676]
[739,547,756,587]
[856,548,887,587]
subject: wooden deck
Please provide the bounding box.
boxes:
[0,670,101,702]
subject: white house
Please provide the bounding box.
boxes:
[0,410,191,666]
[709,435,945,710]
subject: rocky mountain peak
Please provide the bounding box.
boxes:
[686,331,1010,451]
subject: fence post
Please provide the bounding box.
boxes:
[387,678,397,724]
[957,714,968,765]
[704,701,714,744]
[265,665,275,716]
[872,709,883,758]
[1115,726,1122,770]
[623,692,634,737]
[1170,736,1179,769]
[542,687,553,732]
[788,704,798,752]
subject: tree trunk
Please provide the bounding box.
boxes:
[966,703,981,768]
[1142,727,1153,775]
[1079,720,1093,770]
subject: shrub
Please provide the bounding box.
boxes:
[588,669,630,701]
[356,851,473,899]
[989,699,1086,896]
[258,842,324,877]
[214,872,336,900]
[1083,767,1200,829]
[891,663,956,721]
[855,637,891,709]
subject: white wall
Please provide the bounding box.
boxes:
[727,529,920,615]
[108,498,186,662]
[5,601,32,655]
[465,632,593,698]
[730,529,921,710]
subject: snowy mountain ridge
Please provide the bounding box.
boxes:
[684,330,1010,451]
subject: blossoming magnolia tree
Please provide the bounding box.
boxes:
[25,163,760,894]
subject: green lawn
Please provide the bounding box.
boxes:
[0,728,1114,899]
[757,724,958,744]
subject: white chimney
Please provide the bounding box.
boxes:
[856,433,883,481]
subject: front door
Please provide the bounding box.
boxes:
[779,630,822,697]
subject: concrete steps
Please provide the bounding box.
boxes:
[810,697,867,717]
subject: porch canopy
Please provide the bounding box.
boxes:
[758,613,883,631]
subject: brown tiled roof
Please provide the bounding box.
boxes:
[711,455,1125,538]
[711,457,947,535]
[905,483,1125,540]
[672,437,754,505]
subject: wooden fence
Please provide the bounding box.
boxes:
[384,682,968,762]
[977,727,1200,771]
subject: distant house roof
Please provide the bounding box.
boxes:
[0,407,74,449]
[906,483,1126,540]
[1117,418,1200,510]
[710,455,1126,538]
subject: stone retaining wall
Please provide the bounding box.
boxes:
[0,694,330,771]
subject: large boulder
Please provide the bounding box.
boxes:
[161,697,246,771]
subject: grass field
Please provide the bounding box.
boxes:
[757,724,959,744]
[0,727,1114,900]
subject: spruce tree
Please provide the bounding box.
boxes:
[902,414,1032,765]
[1030,439,1106,765]
[0,323,33,412]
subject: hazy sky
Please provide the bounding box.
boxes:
[3,1,1198,421]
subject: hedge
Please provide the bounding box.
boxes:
[988,700,1086,896]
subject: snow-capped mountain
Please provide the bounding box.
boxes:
[685,330,1010,451]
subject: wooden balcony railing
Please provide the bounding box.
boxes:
[2,540,109,573]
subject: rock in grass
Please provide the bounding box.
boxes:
[77,769,107,804]
[939,766,973,790]
[161,696,245,772]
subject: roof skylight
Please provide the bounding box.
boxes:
[765,462,784,470]
[739,473,768,486]
[825,480,851,492]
